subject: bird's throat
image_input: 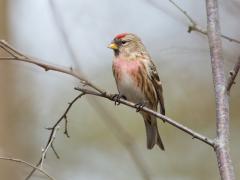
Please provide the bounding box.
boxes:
[113,49,120,57]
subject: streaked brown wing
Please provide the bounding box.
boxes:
[148,60,165,115]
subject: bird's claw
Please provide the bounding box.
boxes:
[112,94,126,105]
[134,102,145,112]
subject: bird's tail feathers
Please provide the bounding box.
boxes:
[143,114,165,150]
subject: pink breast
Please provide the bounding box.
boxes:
[113,58,141,76]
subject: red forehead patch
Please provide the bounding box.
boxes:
[115,33,128,39]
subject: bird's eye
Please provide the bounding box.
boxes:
[121,40,127,45]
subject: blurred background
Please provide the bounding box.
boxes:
[0,0,239,179]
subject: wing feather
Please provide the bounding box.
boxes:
[147,60,165,115]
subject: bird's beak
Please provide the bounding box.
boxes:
[108,42,118,50]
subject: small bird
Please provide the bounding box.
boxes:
[108,33,165,150]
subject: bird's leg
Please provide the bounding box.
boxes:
[134,102,146,112]
[111,94,127,105]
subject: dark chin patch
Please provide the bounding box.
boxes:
[114,49,120,57]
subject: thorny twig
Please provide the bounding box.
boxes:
[0,156,55,180]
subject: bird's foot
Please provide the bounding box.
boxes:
[134,102,146,112]
[111,94,127,105]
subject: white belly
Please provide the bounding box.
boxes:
[117,71,146,103]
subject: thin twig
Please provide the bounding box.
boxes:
[226,57,240,94]
[169,0,196,26]
[165,0,240,44]
[0,156,55,180]
[63,115,70,137]
[51,143,60,159]
[206,0,235,179]
[25,93,85,180]
[40,125,60,169]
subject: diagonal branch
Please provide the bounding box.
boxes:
[0,156,55,180]
[0,40,104,94]
[75,87,215,147]
[149,0,240,44]
[226,57,240,94]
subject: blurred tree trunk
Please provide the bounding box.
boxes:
[0,0,9,139]
[0,0,8,108]
[0,1,19,179]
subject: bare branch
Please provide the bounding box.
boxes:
[206,0,235,179]
[165,0,240,44]
[75,87,215,147]
[40,126,60,169]
[226,57,240,94]
[0,156,55,180]
[63,115,70,137]
[0,40,104,94]
[51,143,60,159]
[25,93,85,179]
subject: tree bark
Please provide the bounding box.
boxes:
[205,0,235,179]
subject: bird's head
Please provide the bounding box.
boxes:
[108,33,146,57]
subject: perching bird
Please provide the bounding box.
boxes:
[108,33,165,150]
